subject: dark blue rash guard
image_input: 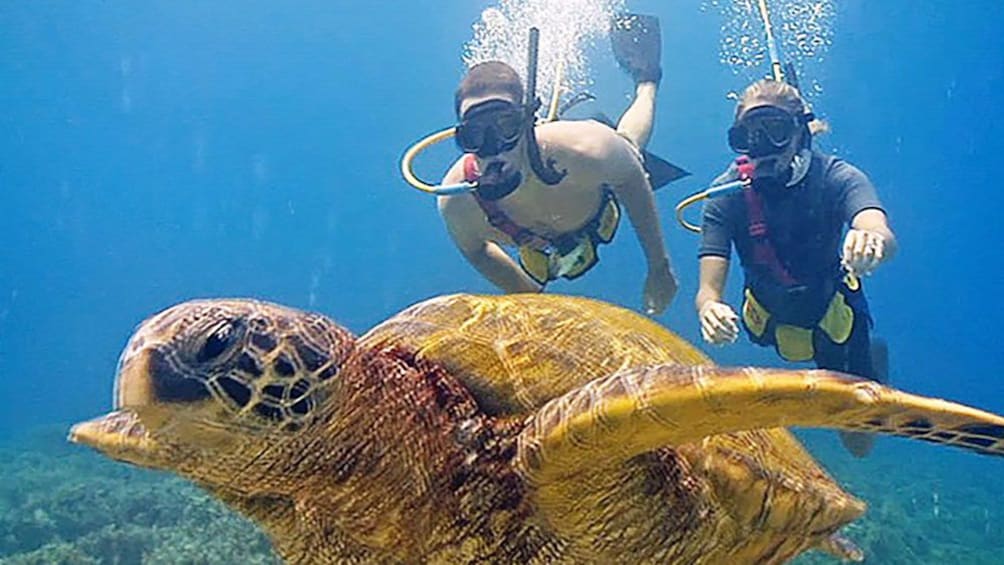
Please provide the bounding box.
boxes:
[699,151,885,315]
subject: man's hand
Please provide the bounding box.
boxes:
[841,228,887,277]
[643,260,678,316]
[699,300,739,345]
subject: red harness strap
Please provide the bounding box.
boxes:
[463,154,552,251]
[737,157,799,287]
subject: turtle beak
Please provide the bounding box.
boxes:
[68,409,163,467]
[69,348,171,468]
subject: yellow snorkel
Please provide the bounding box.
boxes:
[674,0,787,232]
[400,28,565,196]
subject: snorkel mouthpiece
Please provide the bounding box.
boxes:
[736,156,755,181]
[476,161,523,201]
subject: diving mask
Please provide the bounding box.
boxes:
[728,106,800,158]
[455,100,526,157]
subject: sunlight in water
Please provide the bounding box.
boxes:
[463,0,625,114]
[701,0,834,96]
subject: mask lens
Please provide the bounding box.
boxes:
[455,122,486,153]
[760,116,795,146]
[728,124,751,153]
[456,103,524,155]
[728,107,797,156]
[494,110,525,143]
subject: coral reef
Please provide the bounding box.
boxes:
[0,425,277,564]
[0,426,1000,564]
[791,430,1003,564]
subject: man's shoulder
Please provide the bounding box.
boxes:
[535,119,625,157]
[537,118,614,136]
[810,151,872,192]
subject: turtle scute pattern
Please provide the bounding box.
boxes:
[69,294,1004,565]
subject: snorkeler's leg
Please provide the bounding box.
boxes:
[612,13,661,151]
[616,82,658,151]
[868,337,889,384]
[845,290,879,382]
[812,326,847,373]
[834,306,880,458]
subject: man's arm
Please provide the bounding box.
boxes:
[437,160,542,293]
[604,140,677,314]
[696,255,729,312]
[833,159,898,275]
[695,255,740,344]
[695,194,739,344]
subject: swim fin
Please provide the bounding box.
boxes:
[642,150,690,190]
[610,13,662,83]
[587,112,689,190]
[838,338,890,458]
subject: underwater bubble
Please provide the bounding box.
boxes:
[463,0,625,115]
[481,7,508,27]
[702,0,834,101]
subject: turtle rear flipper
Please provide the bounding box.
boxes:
[518,364,1004,485]
[818,533,864,562]
[611,13,662,83]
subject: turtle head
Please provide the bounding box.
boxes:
[70,298,356,488]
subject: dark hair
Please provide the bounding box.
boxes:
[736,79,829,136]
[454,61,524,117]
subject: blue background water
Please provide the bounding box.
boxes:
[0,0,1002,559]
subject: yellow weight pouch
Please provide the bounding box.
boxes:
[742,288,770,339]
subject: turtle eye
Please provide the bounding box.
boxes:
[198,321,239,363]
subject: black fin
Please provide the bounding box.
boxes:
[588,111,617,128]
[610,13,662,83]
[642,150,690,190]
[839,430,876,459]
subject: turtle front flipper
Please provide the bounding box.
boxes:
[516,364,1004,561]
[518,364,1004,484]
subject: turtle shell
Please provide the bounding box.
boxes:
[360,294,866,562]
[359,293,708,415]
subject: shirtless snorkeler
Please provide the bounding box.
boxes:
[438,14,682,315]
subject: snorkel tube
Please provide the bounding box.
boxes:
[400,127,479,195]
[400,28,566,196]
[674,0,795,232]
[524,27,567,186]
[757,0,785,83]
[674,170,750,233]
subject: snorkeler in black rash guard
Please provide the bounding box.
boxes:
[436,15,682,316]
[695,78,898,458]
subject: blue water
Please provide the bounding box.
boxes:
[1,1,1002,562]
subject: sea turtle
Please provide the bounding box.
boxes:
[70,293,1004,564]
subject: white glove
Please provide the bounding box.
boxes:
[699,301,739,345]
[841,229,886,277]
